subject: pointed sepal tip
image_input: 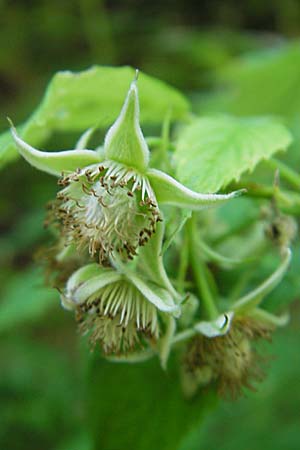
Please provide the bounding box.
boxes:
[104,77,149,172]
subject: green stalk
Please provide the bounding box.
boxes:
[172,328,197,345]
[159,109,173,173]
[146,136,176,152]
[266,158,300,190]
[232,181,300,214]
[187,215,219,320]
[176,227,190,294]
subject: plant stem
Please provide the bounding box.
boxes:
[176,226,190,294]
[232,181,300,214]
[211,216,258,245]
[187,214,219,320]
[163,212,190,255]
[146,136,176,152]
[266,158,300,190]
[159,109,173,173]
[172,328,197,345]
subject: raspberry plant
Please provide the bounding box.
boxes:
[2,65,299,450]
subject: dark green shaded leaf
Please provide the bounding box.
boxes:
[88,356,217,450]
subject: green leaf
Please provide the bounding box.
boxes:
[0,66,190,169]
[39,66,190,130]
[174,116,292,193]
[200,41,300,119]
[88,356,217,450]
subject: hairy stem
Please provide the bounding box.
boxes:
[187,214,219,320]
[266,158,300,190]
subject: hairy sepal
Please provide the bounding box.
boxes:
[147,168,245,210]
[104,80,149,172]
[10,121,102,176]
[126,271,181,316]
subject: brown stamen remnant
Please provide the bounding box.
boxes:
[50,162,161,262]
[183,317,274,399]
[34,242,89,289]
[265,214,297,248]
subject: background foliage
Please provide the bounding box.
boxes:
[1,1,300,449]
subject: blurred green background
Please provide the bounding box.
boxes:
[1,1,300,449]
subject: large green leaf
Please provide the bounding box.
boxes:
[88,356,217,450]
[0,66,190,169]
[174,116,292,193]
[39,66,190,130]
[199,41,300,119]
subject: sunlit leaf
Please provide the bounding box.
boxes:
[199,42,300,119]
[174,115,292,193]
[0,66,190,169]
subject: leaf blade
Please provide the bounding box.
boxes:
[174,115,292,193]
[0,66,190,169]
[88,356,217,450]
